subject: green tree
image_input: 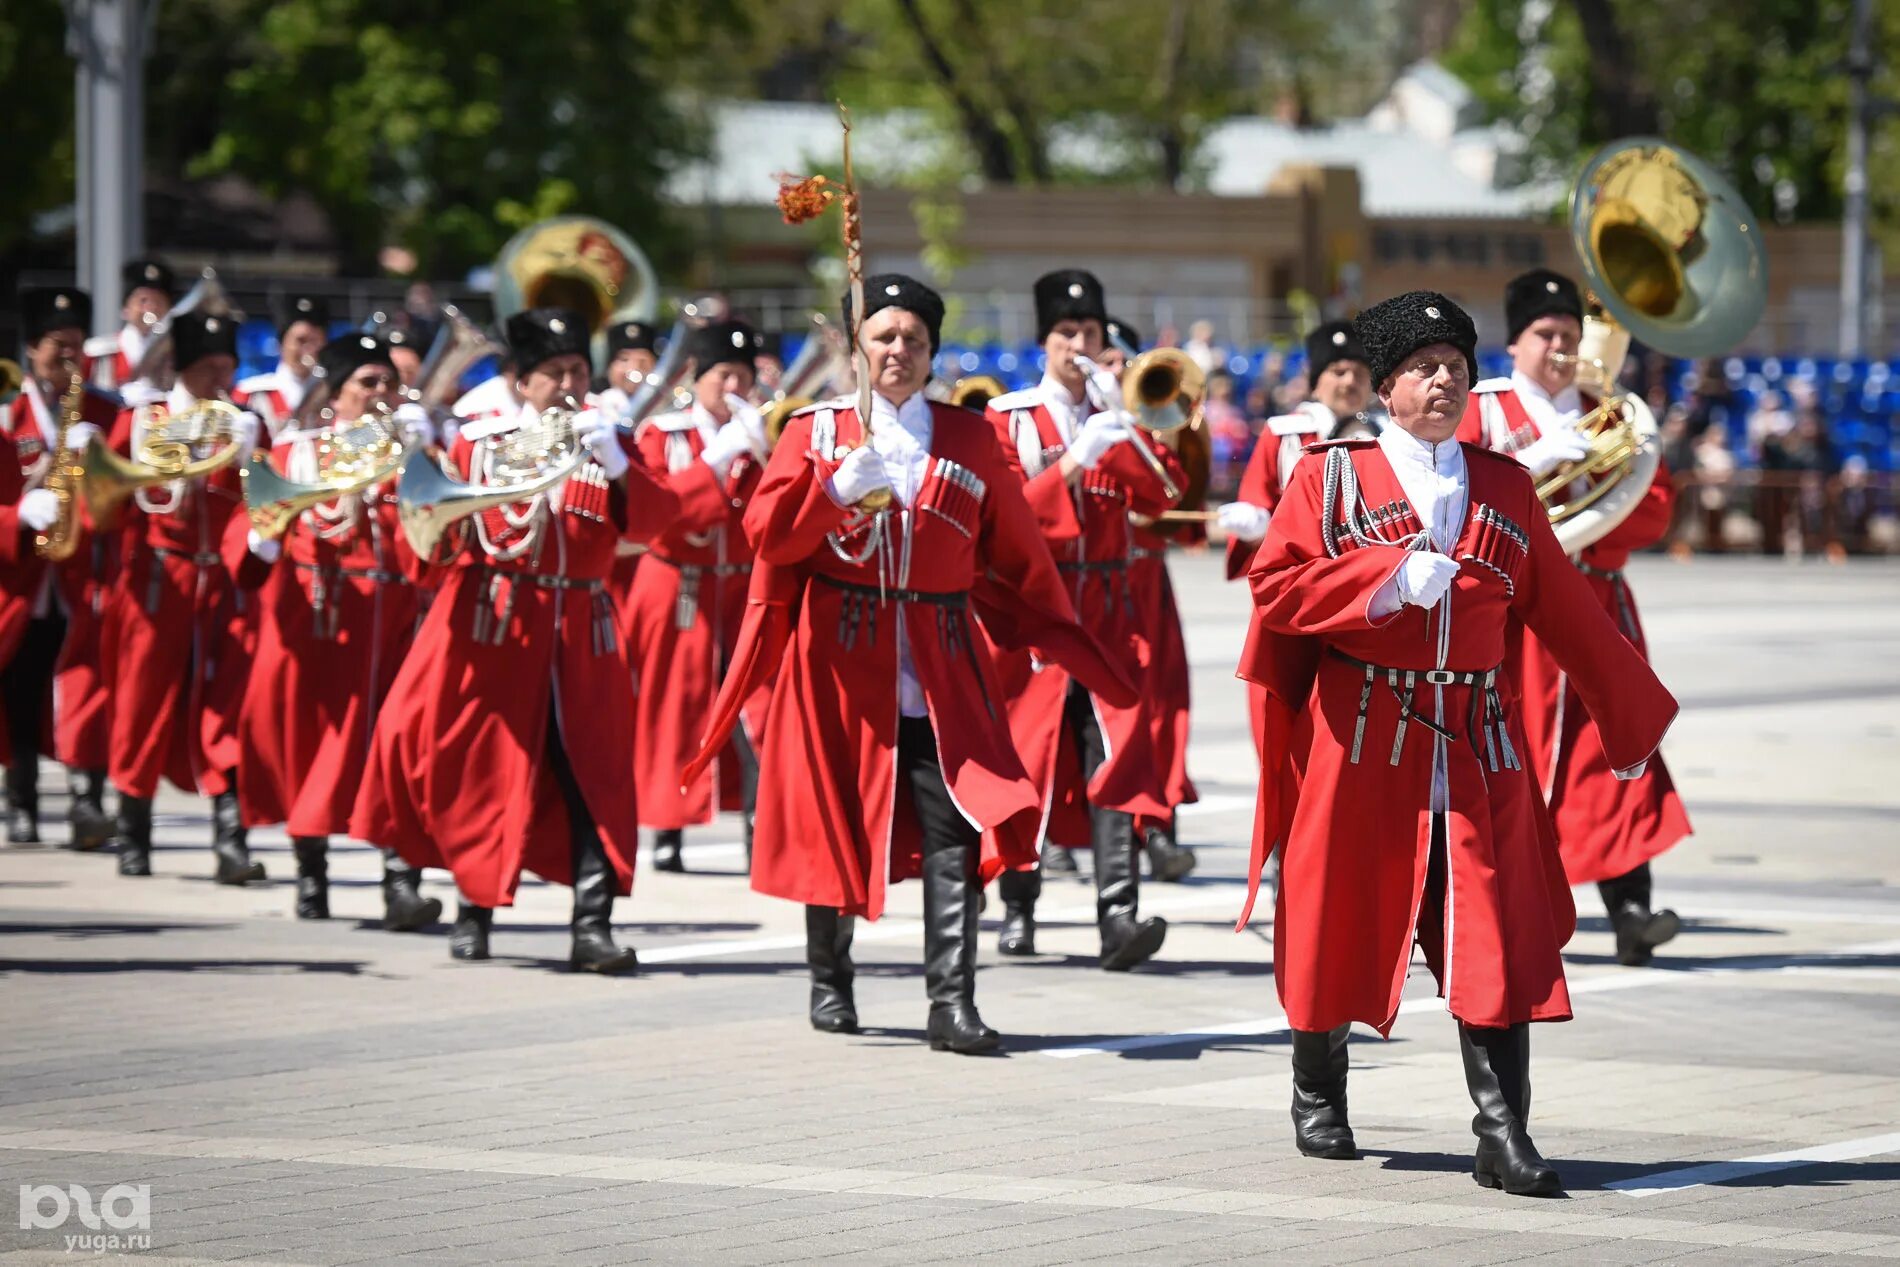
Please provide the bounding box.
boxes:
[0,0,78,257]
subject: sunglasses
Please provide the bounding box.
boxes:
[347,371,399,389]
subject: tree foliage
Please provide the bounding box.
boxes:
[1443,0,1900,239]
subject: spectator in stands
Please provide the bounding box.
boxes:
[1692,422,1737,551]
[1202,373,1250,497]
[1183,320,1221,375]
[1747,390,1795,460]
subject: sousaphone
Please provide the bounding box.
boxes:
[1549,138,1768,552]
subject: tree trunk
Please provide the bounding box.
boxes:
[893,0,1020,182]
[1568,0,1661,137]
[947,0,1050,183]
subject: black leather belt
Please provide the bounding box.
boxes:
[813,573,968,608]
[1328,649,1517,772]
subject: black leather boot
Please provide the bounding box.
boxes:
[997,867,1040,956]
[450,902,492,961]
[211,788,266,885]
[806,905,859,1033]
[923,843,999,1054]
[1290,1026,1357,1159]
[571,830,638,973]
[381,849,443,931]
[65,768,113,851]
[115,794,153,876]
[743,812,755,874]
[1141,821,1197,883]
[5,763,39,845]
[1598,865,1680,967]
[1460,1022,1562,1196]
[1095,806,1166,971]
[292,836,330,919]
[652,828,684,873]
[1042,843,1079,875]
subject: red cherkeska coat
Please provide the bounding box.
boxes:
[101,399,253,799]
[1458,385,1692,884]
[1127,518,1198,816]
[982,391,1181,842]
[350,424,679,908]
[0,386,122,769]
[1239,438,1677,1035]
[228,428,423,837]
[619,411,763,829]
[684,399,1138,922]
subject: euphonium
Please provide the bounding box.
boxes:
[396,402,587,558]
[1541,137,1768,553]
[34,369,87,561]
[242,407,409,540]
[82,399,248,525]
[948,374,1006,412]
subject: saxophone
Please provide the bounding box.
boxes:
[34,369,87,561]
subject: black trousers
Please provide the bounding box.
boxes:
[899,716,978,859]
[1063,681,1135,858]
[1,614,66,808]
[1415,814,1451,989]
[732,725,761,815]
[545,715,611,876]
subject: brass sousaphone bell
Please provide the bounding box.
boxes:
[1546,138,1768,552]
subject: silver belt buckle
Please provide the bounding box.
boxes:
[1424,669,1458,686]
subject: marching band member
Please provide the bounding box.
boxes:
[227,334,440,929]
[1224,321,1376,768]
[381,325,423,392]
[104,310,266,882]
[623,318,768,873]
[594,320,661,419]
[1104,316,1198,883]
[685,274,1136,1051]
[85,259,175,391]
[1240,291,1677,1195]
[350,308,682,971]
[2,287,119,846]
[982,269,1178,968]
[235,295,330,435]
[1458,268,1690,966]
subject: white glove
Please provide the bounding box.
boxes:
[18,488,59,532]
[1067,410,1133,470]
[231,410,262,462]
[724,395,769,457]
[573,408,630,479]
[700,418,757,473]
[393,402,435,449]
[1515,427,1591,478]
[1396,551,1461,608]
[246,529,282,564]
[1218,501,1271,543]
[65,421,103,451]
[827,445,893,506]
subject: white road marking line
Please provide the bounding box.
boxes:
[1607,1131,1900,1196]
[1039,939,1900,1058]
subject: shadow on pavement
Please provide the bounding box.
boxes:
[0,957,368,975]
[0,920,236,939]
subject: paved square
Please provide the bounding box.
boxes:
[3,554,1897,1265]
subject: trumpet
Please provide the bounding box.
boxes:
[1074,350,1201,504]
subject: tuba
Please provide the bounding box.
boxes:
[84,399,249,524]
[1543,138,1768,553]
[493,217,658,336]
[947,374,1006,412]
[396,402,587,558]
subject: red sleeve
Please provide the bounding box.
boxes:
[985,405,1081,543]
[635,425,736,535]
[741,414,852,565]
[1584,462,1676,556]
[612,432,682,544]
[1509,468,1677,770]
[1246,456,1410,640]
[0,430,25,566]
[1096,431,1185,517]
[968,436,1138,709]
[1224,435,1282,581]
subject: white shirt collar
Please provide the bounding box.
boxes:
[21,377,52,433]
[1509,369,1583,433]
[870,390,931,438]
[274,361,311,410]
[1377,422,1467,552]
[1037,371,1088,441]
[120,324,149,363]
[167,383,201,414]
[689,399,725,445]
